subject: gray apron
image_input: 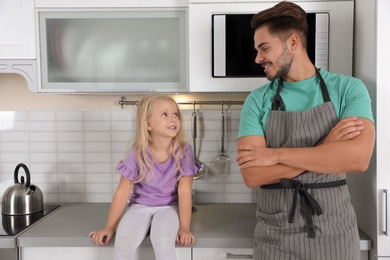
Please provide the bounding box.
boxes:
[253,69,360,260]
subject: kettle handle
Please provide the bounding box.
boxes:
[14,163,31,188]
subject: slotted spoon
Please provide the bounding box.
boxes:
[214,102,231,177]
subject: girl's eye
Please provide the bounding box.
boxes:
[173,113,178,117]
[162,112,168,117]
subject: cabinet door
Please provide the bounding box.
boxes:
[22,247,114,260]
[193,248,368,260]
[22,247,191,260]
[193,248,253,260]
[35,0,188,8]
[35,10,187,93]
[135,247,191,260]
[0,0,36,59]
[376,0,390,257]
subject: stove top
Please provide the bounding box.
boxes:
[0,205,60,236]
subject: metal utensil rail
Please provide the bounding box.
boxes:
[118,96,244,109]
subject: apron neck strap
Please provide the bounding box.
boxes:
[271,68,330,111]
[272,79,285,111]
[317,68,331,103]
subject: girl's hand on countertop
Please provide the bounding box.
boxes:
[176,227,195,246]
[88,227,114,246]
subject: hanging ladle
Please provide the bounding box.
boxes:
[191,101,205,180]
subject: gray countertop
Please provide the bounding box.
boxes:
[0,235,17,249]
[15,203,372,250]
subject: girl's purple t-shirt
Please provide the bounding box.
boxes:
[116,143,199,207]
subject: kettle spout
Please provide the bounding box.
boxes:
[26,185,36,195]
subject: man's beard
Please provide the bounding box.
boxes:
[265,47,293,81]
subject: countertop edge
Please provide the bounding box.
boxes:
[16,203,372,250]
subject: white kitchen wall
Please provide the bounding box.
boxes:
[0,108,257,204]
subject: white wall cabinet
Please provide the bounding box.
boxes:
[34,9,188,93]
[21,247,191,260]
[0,0,36,59]
[0,0,187,60]
[35,0,188,8]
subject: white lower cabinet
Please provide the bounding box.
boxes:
[193,248,253,260]
[21,247,191,260]
[20,246,369,260]
[192,248,369,260]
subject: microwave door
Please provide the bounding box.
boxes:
[211,13,329,79]
[212,14,265,78]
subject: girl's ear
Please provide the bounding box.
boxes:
[146,120,152,131]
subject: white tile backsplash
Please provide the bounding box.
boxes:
[1,152,29,163]
[30,152,57,163]
[29,111,56,121]
[0,142,28,151]
[84,111,111,121]
[30,132,56,142]
[57,132,84,142]
[57,142,84,152]
[30,142,56,152]
[84,121,111,132]
[57,152,84,163]
[58,173,84,183]
[1,132,29,142]
[57,121,84,132]
[84,142,111,152]
[1,121,27,131]
[29,121,56,132]
[0,109,257,204]
[85,132,112,142]
[85,173,112,183]
[56,111,84,121]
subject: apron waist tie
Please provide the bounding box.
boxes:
[261,178,347,238]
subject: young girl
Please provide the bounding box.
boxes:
[89,95,198,260]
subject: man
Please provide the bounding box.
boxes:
[236,1,375,260]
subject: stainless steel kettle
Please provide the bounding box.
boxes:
[1,163,44,215]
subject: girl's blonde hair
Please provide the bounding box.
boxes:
[133,95,186,182]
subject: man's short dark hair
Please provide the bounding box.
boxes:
[251,1,308,47]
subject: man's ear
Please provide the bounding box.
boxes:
[288,33,300,51]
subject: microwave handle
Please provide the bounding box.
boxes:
[384,189,390,236]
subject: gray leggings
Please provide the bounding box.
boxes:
[114,204,179,260]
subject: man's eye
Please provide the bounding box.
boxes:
[262,47,268,52]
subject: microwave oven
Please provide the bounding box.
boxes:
[188,1,354,92]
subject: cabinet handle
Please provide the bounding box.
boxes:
[226,253,253,259]
[384,189,390,236]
